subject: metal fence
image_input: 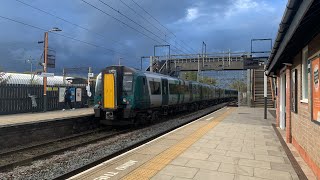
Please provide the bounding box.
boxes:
[0,84,93,115]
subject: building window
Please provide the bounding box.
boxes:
[301,46,308,102]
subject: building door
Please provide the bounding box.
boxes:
[280,73,286,130]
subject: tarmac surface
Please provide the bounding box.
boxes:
[69,107,312,180]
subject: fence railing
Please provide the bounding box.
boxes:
[0,84,94,115]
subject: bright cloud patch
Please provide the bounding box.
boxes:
[226,0,274,18]
[186,8,199,22]
[235,0,258,9]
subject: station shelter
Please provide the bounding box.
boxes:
[266,0,320,177]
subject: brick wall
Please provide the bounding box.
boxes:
[290,33,320,178]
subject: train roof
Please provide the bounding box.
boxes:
[102,66,237,91]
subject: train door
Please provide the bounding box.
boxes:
[180,80,185,104]
[161,78,169,106]
[135,76,150,109]
[147,77,162,107]
[189,83,193,102]
[184,81,190,103]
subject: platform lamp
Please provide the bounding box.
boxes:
[38,27,62,112]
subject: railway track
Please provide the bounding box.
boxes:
[0,110,191,172]
[0,127,130,172]
[0,102,232,178]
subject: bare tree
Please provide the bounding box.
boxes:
[184,71,217,85]
[229,80,247,92]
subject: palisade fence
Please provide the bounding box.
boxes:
[0,84,95,115]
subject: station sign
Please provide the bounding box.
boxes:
[39,72,54,77]
[243,57,261,69]
[88,73,94,78]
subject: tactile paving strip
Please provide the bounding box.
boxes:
[122,109,233,180]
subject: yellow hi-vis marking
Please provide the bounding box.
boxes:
[122,108,234,180]
[104,74,115,109]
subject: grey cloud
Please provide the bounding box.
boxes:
[0,0,285,74]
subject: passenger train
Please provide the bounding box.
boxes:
[94,66,237,125]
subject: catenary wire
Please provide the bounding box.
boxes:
[0,15,136,59]
[81,0,185,55]
[14,0,130,50]
[96,0,189,55]
[130,0,197,54]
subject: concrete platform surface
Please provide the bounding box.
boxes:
[70,107,303,180]
[0,108,93,127]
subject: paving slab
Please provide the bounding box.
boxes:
[158,165,198,179]
[185,159,220,171]
[254,154,285,163]
[218,163,254,176]
[193,169,235,180]
[70,107,303,180]
[254,168,292,180]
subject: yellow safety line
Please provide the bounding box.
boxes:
[122,108,234,180]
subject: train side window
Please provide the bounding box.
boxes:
[149,81,161,95]
[169,83,177,94]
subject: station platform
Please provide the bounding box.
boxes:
[0,108,93,127]
[70,107,314,180]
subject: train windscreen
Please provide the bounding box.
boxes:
[123,75,133,92]
[95,73,102,95]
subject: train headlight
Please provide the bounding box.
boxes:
[123,98,127,103]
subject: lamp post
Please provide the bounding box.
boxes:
[39,27,62,112]
[25,57,35,74]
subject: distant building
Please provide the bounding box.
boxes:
[266,0,320,177]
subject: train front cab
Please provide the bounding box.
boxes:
[95,66,135,125]
[94,69,118,122]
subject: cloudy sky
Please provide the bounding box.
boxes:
[0,0,286,74]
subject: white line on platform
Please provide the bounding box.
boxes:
[68,106,227,179]
[205,117,213,121]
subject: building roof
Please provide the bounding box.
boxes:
[266,0,320,75]
[0,73,71,85]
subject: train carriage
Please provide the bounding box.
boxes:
[94,65,237,125]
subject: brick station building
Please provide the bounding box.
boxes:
[266,0,320,178]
